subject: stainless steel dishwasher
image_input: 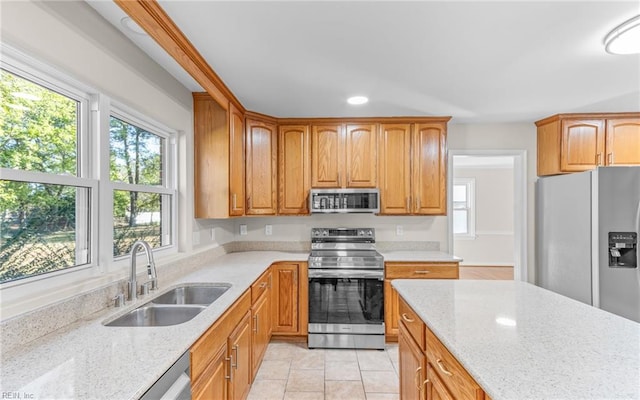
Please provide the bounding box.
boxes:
[140,351,191,400]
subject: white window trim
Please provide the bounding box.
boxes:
[453,178,476,239]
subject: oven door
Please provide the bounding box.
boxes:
[308,268,384,335]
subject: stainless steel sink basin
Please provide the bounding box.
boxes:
[105,305,206,327]
[151,284,231,306]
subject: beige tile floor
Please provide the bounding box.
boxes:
[247,341,400,400]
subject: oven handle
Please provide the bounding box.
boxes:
[308,269,384,280]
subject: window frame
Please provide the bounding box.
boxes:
[107,105,178,261]
[453,178,476,239]
[0,46,178,287]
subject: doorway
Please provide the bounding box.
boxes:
[447,150,527,281]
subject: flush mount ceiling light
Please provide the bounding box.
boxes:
[604,15,640,55]
[347,96,369,105]
[121,16,148,36]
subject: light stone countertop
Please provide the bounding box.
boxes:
[380,250,462,263]
[0,251,307,400]
[392,279,640,400]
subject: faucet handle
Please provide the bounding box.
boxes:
[140,281,152,296]
[113,293,125,308]
[150,278,158,291]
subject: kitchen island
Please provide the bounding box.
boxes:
[392,279,640,399]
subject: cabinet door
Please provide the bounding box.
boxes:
[278,125,311,214]
[345,124,377,187]
[378,124,412,214]
[606,118,640,166]
[311,125,343,187]
[272,263,299,334]
[228,311,252,400]
[384,280,399,338]
[560,119,605,171]
[229,104,245,216]
[193,94,229,218]
[413,123,447,215]
[191,344,228,400]
[246,119,277,215]
[251,290,272,380]
[399,321,426,400]
[426,364,454,400]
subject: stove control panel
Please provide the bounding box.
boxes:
[311,228,375,241]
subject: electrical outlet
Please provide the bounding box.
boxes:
[396,225,404,236]
[265,224,273,236]
[240,224,248,235]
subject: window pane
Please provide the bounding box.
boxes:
[113,190,171,256]
[453,209,468,234]
[0,69,78,175]
[453,184,467,203]
[0,180,90,283]
[110,116,164,186]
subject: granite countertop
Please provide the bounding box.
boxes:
[380,250,462,263]
[392,280,640,400]
[0,251,307,400]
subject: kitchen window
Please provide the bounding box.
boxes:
[1,52,177,285]
[453,178,476,238]
[0,66,95,284]
[109,113,175,257]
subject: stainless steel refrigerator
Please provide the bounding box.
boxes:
[536,166,640,323]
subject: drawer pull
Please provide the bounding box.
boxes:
[259,282,267,288]
[436,359,453,376]
[414,270,431,274]
[415,366,422,391]
[401,313,415,323]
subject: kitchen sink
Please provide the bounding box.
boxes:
[104,283,232,327]
[105,304,206,327]
[151,284,231,306]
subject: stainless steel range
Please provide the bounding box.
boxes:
[307,227,385,349]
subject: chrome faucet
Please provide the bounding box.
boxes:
[127,240,158,302]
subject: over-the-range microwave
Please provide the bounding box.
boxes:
[309,188,380,214]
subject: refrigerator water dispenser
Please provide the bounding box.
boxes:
[608,232,637,268]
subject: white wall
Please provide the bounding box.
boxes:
[453,166,515,266]
[448,123,537,281]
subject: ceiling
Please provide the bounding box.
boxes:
[87,1,640,124]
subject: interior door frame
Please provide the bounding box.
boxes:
[447,150,528,282]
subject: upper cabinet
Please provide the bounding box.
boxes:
[229,104,245,216]
[536,113,640,176]
[378,122,448,215]
[278,125,311,215]
[311,123,377,188]
[193,93,234,219]
[246,117,278,215]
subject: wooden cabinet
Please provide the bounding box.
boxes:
[193,93,232,218]
[229,103,245,216]
[378,122,448,215]
[399,319,426,400]
[397,295,485,400]
[191,291,251,400]
[311,123,377,188]
[278,125,311,214]
[536,113,640,176]
[251,270,272,380]
[385,262,459,339]
[271,262,308,335]
[246,117,277,215]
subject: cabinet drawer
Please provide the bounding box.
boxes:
[398,297,425,350]
[251,269,271,304]
[425,327,483,400]
[386,262,459,279]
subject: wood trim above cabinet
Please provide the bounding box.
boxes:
[114,1,243,112]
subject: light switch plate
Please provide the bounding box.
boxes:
[396,225,404,236]
[265,224,273,236]
[240,224,248,235]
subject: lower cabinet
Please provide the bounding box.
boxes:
[398,297,485,400]
[251,269,272,380]
[228,311,252,400]
[192,344,228,400]
[272,262,308,336]
[385,262,459,339]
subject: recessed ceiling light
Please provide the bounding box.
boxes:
[121,16,148,36]
[604,15,640,55]
[347,96,369,105]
